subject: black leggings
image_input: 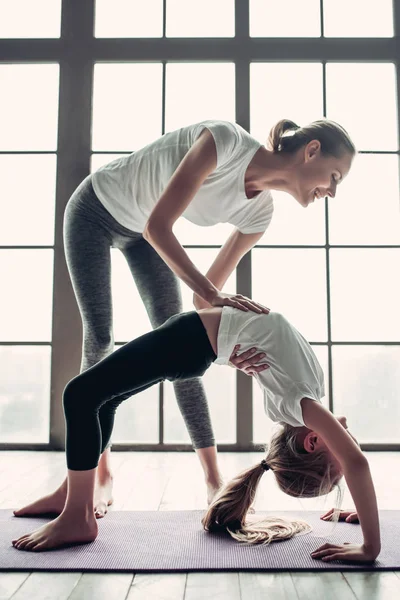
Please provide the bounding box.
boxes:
[63,311,217,471]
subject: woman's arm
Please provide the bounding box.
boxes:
[143,130,267,313]
[301,398,381,562]
[193,228,266,310]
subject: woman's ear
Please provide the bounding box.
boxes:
[305,139,321,161]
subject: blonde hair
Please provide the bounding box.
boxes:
[267,118,356,158]
[202,423,344,545]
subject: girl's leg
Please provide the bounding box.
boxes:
[14,177,116,518]
[13,469,98,552]
[122,238,223,501]
[13,312,215,551]
[63,177,116,515]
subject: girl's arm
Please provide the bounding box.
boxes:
[193,228,266,310]
[143,129,267,314]
[301,398,381,562]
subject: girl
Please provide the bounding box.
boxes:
[15,117,355,518]
[12,306,380,564]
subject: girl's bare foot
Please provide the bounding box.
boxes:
[13,482,67,518]
[12,511,98,552]
[94,472,114,518]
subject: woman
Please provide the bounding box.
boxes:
[12,306,380,564]
[15,117,355,518]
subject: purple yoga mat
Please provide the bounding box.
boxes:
[0,510,397,572]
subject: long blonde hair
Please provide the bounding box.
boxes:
[202,423,344,545]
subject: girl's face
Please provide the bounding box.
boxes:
[292,141,354,208]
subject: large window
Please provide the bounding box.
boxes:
[1,0,399,450]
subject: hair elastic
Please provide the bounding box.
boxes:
[260,459,270,472]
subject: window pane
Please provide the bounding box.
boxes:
[250,0,321,37]
[326,63,398,151]
[166,0,234,37]
[251,63,325,246]
[0,155,56,246]
[257,190,326,245]
[180,248,236,310]
[252,249,327,341]
[0,346,51,443]
[111,250,152,343]
[332,346,400,444]
[253,345,328,443]
[164,363,236,444]
[91,154,129,172]
[330,249,400,341]
[92,64,163,151]
[165,248,236,443]
[0,65,59,151]
[324,0,393,38]
[109,251,160,442]
[0,250,54,342]
[329,154,400,245]
[0,0,61,38]
[174,221,236,247]
[111,347,159,443]
[250,63,324,146]
[95,0,163,37]
[165,63,235,132]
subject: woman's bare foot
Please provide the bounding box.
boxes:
[12,510,98,552]
[13,481,67,518]
[94,472,114,518]
[206,477,224,505]
[14,471,113,519]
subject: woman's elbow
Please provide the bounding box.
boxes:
[143,219,170,242]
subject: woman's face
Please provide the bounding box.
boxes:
[292,141,354,208]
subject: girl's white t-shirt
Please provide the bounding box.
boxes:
[91,120,274,234]
[215,307,325,427]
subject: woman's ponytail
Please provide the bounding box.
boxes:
[267,119,300,152]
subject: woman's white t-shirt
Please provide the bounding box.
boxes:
[91,120,274,234]
[215,307,325,427]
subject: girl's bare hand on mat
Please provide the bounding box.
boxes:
[210,291,270,314]
[320,508,359,523]
[311,542,378,564]
[228,344,270,376]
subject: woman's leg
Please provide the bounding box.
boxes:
[122,237,223,502]
[13,312,215,551]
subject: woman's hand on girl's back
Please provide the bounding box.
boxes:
[228,345,270,376]
[210,291,270,314]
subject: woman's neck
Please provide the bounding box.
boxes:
[245,146,299,196]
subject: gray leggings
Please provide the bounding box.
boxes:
[63,175,215,449]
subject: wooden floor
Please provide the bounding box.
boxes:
[0,450,399,599]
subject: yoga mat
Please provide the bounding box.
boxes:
[0,510,398,572]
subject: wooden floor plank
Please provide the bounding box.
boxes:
[185,572,241,600]
[290,572,357,599]
[9,572,82,600]
[343,572,400,600]
[127,574,186,600]
[0,572,30,600]
[67,573,133,600]
[239,572,298,600]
